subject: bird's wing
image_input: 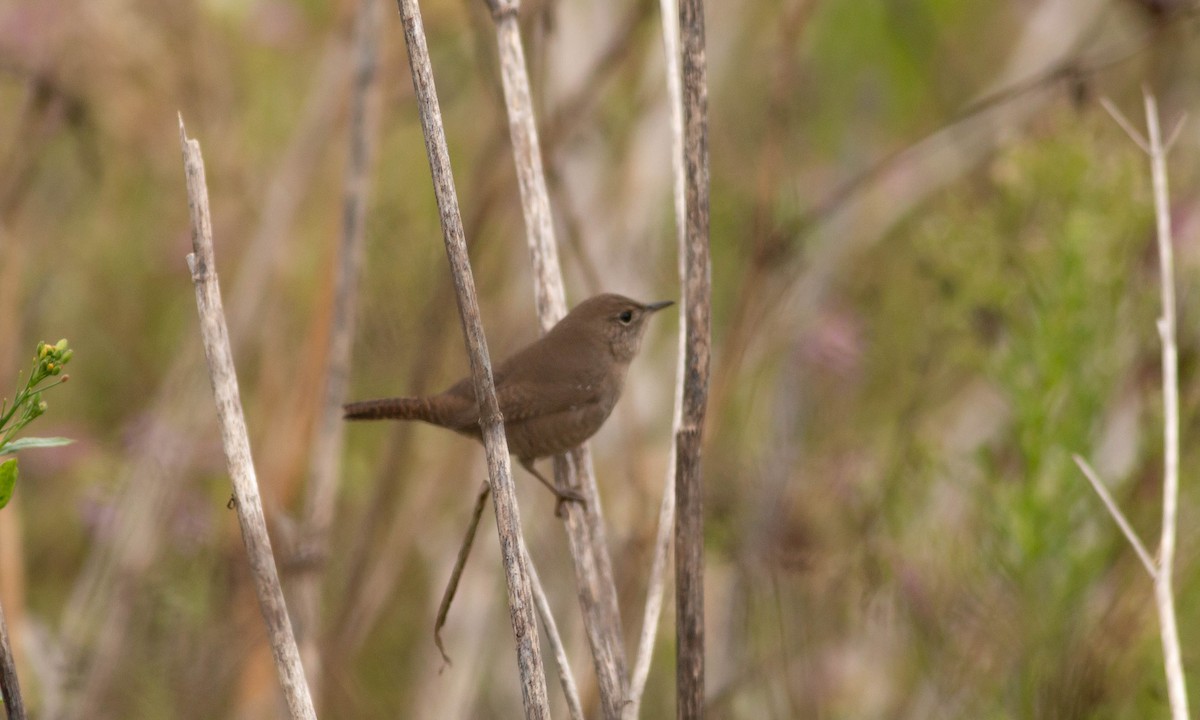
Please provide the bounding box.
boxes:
[496,375,606,423]
[445,372,604,424]
[442,332,607,423]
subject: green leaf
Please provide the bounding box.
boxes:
[0,436,74,453]
[0,458,15,510]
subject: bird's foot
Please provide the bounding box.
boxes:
[554,487,586,518]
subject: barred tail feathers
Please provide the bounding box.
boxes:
[342,395,469,429]
[343,397,428,421]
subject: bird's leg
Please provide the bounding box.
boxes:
[519,457,585,516]
[435,480,491,666]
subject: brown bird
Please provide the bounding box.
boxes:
[344,293,672,506]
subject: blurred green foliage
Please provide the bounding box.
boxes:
[0,340,74,508]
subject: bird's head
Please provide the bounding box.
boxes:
[563,293,674,364]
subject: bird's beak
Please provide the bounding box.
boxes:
[644,300,674,313]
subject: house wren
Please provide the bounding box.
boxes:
[344,293,673,505]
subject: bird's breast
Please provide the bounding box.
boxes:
[504,399,616,460]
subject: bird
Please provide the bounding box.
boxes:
[344,293,673,509]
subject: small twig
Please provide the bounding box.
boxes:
[1163,112,1187,154]
[393,0,551,715]
[435,481,491,665]
[1099,96,1150,152]
[179,117,317,720]
[1142,88,1190,720]
[523,542,585,720]
[1071,454,1156,578]
[0,598,26,720]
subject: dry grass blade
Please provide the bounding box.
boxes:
[1071,454,1156,578]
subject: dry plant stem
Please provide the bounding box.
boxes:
[625,0,687,713]
[1093,91,1191,720]
[53,43,350,720]
[1071,455,1156,577]
[470,0,652,201]
[483,0,566,320]
[394,1,550,716]
[436,484,584,719]
[482,0,630,716]
[435,482,492,664]
[1143,89,1190,720]
[294,0,381,699]
[179,118,317,720]
[0,600,26,720]
[676,0,712,716]
[555,448,628,716]
[522,542,586,720]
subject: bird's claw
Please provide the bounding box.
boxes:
[554,488,586,518]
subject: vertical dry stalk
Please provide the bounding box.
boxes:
[393,1,551,717]
[53,43,350,719]
[0,599,25,720]
[676,0,712,716]
[1072,455,1156,577]
[625,0,687,713]
[294,0,382,700]
[1084,92,1191,720]
[483,0,566,323]
[179,118,317,720]
[555,447,628,714]
[481,0,630,716]
[1143,90,1190,720]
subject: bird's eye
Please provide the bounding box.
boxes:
[618,310,634,324]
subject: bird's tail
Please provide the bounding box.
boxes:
[343,396,467,429]
[343,397,430,421]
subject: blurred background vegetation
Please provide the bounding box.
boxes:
[1,0,1199,717]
